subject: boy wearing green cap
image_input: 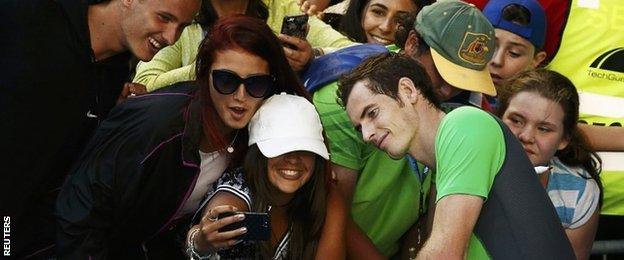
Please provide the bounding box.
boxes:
[394,0,497,112]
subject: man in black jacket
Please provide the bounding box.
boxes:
[0,0,199,257]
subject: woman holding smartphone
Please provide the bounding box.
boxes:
[188,94,347,259]
[55,16,308,259]
[497,69,602,259]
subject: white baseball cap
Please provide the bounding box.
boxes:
[248,93,329,160]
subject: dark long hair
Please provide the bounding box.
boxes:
[498,69,603,204]
[339,0,433,43]
[195,0,269,28]
[243,145,328,259]
[195,16,308,166]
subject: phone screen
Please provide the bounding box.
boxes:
[280,15,309,40]
[218,211,271,241]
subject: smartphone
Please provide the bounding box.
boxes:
[218,211,271,241]
[281,15,309,40]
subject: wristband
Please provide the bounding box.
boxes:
[186,227,219,260]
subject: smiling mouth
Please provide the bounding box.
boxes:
[375,133,388,149]
[148,37,164,51]
[279,169,303,180]
[371,35,392,45]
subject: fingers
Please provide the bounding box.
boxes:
[283,47,305,64]
[212,225,247,242]
[307,4,318,16]
[194,205,246,252]
[299,0,325,17]
[124,82,147,97]
[278,34,313,72]
[300,1,310,12]
[201,205,238,223]
[316,11,325,20]
[213,213,245,232]
[278,34,304,48]
[300,2,317,16]
[116,82,146,104]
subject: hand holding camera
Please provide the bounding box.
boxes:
[279,15,314,72]
[191,205,247,253]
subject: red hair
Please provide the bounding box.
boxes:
[195,16,309,166]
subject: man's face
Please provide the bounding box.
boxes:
[345,80,418,159]
[121,0,199,61]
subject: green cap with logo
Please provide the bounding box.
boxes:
[414,0,497,96]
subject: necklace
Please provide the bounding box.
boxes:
[226,130,239,153]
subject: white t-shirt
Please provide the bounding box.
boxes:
[177,150,228,217]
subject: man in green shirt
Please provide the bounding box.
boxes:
[335,3,576,259]
[312,45,427,258]
[311,1,496,256]
[311,1,495,257]
[337,48,575,259]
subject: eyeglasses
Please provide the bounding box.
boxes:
[211,69,274,98]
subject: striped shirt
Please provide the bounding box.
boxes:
[546,157,600,229]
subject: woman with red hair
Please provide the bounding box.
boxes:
[55,16,308,259]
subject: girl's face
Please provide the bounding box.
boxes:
[502,91,569,166]
[488,29,545,89]
[266,151,315,198]
[209,48,268,130]
[361,0,416,45]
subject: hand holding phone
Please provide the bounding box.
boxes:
[279,15,314,71]
[193,205,245,253]
[218,211,271,241]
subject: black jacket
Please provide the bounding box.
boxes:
[0,0,130,256]
[56,82,205,259]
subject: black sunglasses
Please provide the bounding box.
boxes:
[211,69,275,98]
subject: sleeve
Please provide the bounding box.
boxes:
[307,16,357,54]
[435,107,506,202]
[267,0,356,54]
[212,169,253,210]
[569,171,600,229]
[133,24,202,91]
[312,82,365,171]
[55,120,148,259]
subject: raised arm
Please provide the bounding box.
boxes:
[566,210,600,260]
[578,124,624,151]
[332,164,386,260]
[315,184,347,259]
[332,163,358,205]
[190,191,250,254]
